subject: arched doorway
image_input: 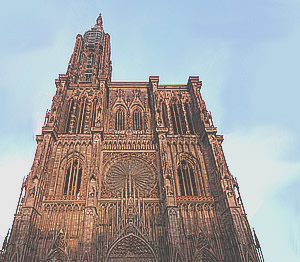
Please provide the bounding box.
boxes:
[45,248,69,262]
[194,248,218,262]
[106,234,156,262]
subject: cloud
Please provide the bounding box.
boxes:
[223,125,300,261]
[0,151,33,238]
[223,125,300,217]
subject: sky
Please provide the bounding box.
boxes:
[0,0,300,260]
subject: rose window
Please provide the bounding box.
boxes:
[106,159,155,197]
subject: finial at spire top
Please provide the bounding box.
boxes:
[96,13,103,30]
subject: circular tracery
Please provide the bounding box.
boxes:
[106,159,155,197]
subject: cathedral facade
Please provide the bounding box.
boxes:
[0,15,263,262]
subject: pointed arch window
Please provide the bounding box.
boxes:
[177,160,198,196]
[170,103,187,135]
[170,104,178,134]
[63,159,82,196]
[66,99,74,133]
[191,104,201,133]
[178,104,187,134]
[115,109,125,130]
[184,103,195,134]
[91,99,98,127]
[133,109,142,130]
[162,103,169,128]
[76,98,87,134]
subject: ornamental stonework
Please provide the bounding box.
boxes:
[0,14,264,262]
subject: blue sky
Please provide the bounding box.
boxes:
[0,0,300,260]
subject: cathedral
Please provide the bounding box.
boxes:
[0,15,264,262]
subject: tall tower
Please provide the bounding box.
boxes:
[0,15,263,262]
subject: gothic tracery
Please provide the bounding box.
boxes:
[0,14,263,262]
[105,159,155,197]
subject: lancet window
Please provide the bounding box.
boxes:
[63,159,82,196]
[66,99,74,133]
[162,103,169,128]
[170,103,187,135]
[191,104,201,133]
[178,103,187,134]
[76,99,87,134]
[184,103,195,134]
[133,109,142,130]
[177,160,198,196]
[170,104,178,134]
[115,109,125,130]
[91,99,98,127]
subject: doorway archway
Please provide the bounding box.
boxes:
[106,233,157,262]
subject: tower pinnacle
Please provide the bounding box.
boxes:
[96,13,103,30]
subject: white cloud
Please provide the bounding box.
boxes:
[0,151,33,238]
[223,125,300,218]
[223,125,300,261]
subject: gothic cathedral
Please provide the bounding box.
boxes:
[0,15,264,262]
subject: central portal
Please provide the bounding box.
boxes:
[107,234,156,262]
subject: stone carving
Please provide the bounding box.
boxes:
[104,159,156,198]
[107,234,156,262]
[2,15,263,262]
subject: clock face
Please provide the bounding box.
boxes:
[106,159,155,197]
